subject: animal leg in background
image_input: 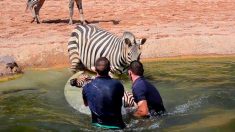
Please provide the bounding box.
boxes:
[25,0,38,23]
[28,0,45,23]
[34,0,45,24]
[75,0,86,24]
[69,0,75,24]
[69,0,86,24]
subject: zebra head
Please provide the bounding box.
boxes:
[122,32,146,64]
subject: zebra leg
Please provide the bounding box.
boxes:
[69,0,75,24]
[75,0,87,24]
[68,50,85,73]
[30,6,36,23]
[34,0,45,24]
[70,61,86,74]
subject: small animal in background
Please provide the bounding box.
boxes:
[70,74,137,108]
[25,0,86,24]
[6,62,22,74]
[0,56,23,76]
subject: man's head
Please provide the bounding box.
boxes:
[95,57,111,76]
[128,60,144,76]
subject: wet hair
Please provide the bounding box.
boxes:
[128,60,144,76]
[95,57,111,76]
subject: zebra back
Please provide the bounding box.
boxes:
[68,24,129,74]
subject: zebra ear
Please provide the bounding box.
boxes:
[124,38,132,47]
[140,38,147,45]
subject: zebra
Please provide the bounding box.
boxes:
[69,73,137,107]
[122,91,136,108]
[68,24,146,74]
[25,0,86,24]
[70,73,95,88]
[69,0,86,24]
[25,0,45,24]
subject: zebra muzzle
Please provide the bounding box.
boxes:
[70,78,78,87]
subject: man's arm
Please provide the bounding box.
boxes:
[133,100,149,117]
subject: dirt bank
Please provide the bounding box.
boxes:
[0,0,235,68]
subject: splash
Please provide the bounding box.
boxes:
[170,96,208,115]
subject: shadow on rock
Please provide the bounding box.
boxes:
[42,19,120,25]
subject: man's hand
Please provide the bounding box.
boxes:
[133,100,149,118]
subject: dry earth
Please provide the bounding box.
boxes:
[0,0,235,68]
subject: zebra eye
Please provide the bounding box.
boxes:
[128,53,131,56]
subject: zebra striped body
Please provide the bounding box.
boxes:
[68,24,146,74]
[123,91,136,107]
[69,74,137,107]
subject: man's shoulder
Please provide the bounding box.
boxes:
[133,77,146,87]
[111,78,121,83]
[137,77,154,86]
[109,78,124,89]
[83,80,93,90]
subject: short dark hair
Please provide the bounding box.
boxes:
[95,57,111,76]
[128,60,144,76]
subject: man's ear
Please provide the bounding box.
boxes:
[140,38,147,45]
[124,38,132,47]
[128,70,131,76]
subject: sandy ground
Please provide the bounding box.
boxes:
[0,0,235,68]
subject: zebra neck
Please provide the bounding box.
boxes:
[121,43,128,67]
[120,45,129,69]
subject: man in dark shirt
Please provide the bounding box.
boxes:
[128,60,166,117]
[82,57,126,129]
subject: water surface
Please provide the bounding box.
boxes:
[0,57,235,131]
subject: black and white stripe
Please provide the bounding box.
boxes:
[123,91,136,107]
[70,74,94,88]
[68,24,146,74]
[25,0,45,23]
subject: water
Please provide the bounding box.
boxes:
[0,57,235,131]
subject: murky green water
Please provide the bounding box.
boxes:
[0,57,235,131]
